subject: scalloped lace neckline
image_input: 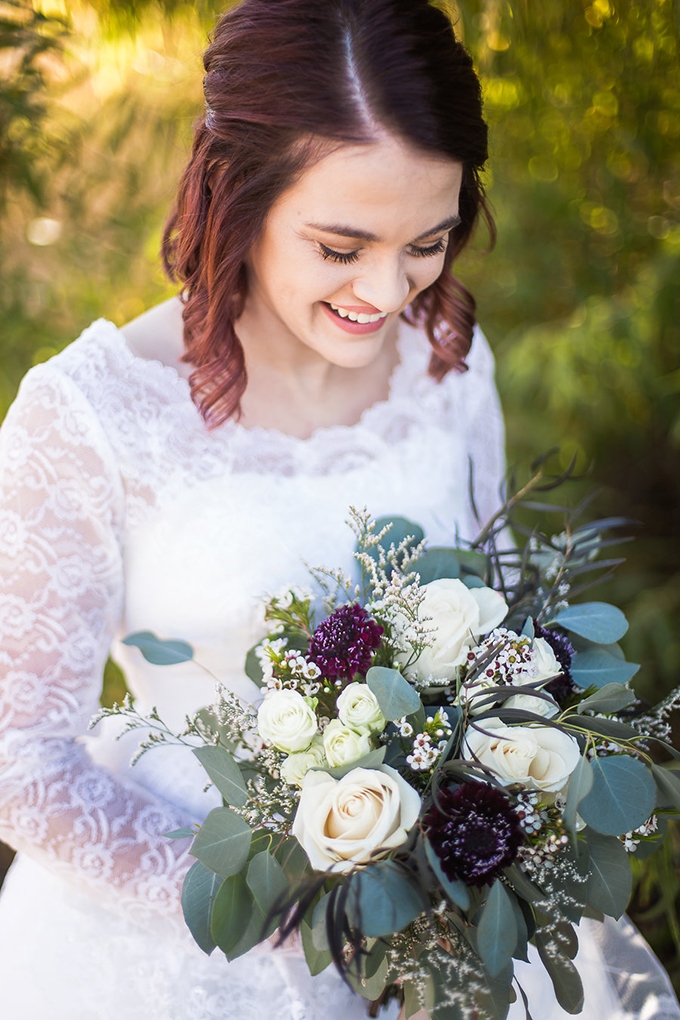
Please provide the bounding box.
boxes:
[95,317,429,446]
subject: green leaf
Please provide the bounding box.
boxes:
[576,683,637,714]
[424,836,470,910]
[190,807,252,878]
[585,829,632,918]
[311,891,332,951]
[571,647,639,689]
[193,745,249,807]
[180,860,221,955]
[121,630,194,665]
[552,603,628,644]
[535,932,584,1014]
[244,644,265,685]
[165,826,195,839]
[300,919,333,976]
[563,755,594,835]
[274,836,310,884]
[226,900,273,959]
[412,548,461,583]
[650,763,680,811]
[246,850,288,915]
[349,860,427,937]
[578,755,656,835]
[477,880,518,977]
[456,549,488,579]
[567,715,638,740]
[462,574,486,589]
[366,666,422,721]
[503,863,544,904]
[324,746,386,779]
[210,872,253,956]
[348,949,390,1001]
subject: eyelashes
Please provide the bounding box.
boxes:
[317,237,448,264]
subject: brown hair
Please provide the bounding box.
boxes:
[162,0,493,426]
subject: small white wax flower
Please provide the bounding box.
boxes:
[257,689,318,754]
[463,718,580,793]
[292,765,421,873]
[322,719,372,768]
[336,682,386,734]
[280,737,327,787]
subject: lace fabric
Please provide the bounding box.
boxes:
[0,317,675,1019]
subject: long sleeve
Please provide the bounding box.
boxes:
[0,366,195,935]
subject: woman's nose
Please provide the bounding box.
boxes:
[352,257,412,313]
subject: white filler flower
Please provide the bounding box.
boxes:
[257,689,318,753]
[292,765,421,873]
[463,718,580,793]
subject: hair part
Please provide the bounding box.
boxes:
[162,0,494,427]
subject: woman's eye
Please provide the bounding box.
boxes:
[318,244,361,265]
[409,238,448,258]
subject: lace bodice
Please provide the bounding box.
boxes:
[0,317,505,938]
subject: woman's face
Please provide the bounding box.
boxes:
[242,132,463,370]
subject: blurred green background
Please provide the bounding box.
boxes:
[1,0,679,994]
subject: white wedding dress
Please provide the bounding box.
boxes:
[0,317,677,1020]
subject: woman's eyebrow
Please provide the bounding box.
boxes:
[304,213,462,243]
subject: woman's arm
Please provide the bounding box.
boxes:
[0,366,195,937]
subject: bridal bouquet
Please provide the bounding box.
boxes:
[101,475,680,1020]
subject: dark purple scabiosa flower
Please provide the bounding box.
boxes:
[424,781,524,887]
[309,604,383,684]
[534,624,578,703]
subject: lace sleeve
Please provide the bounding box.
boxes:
[460,326,507,530]
[0,367,194,935]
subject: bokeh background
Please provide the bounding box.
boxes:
[1,0,679,995]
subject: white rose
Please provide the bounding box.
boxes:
[336,683,386,734]
[531,637,563,682]
[280,737,327,787]
[503,691,559,718]
[322,719,372,768]
[292,765,421,873]
[463,718,580,792]
[257,689,318,753]
[408,579,508,681]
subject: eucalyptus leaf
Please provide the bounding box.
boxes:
[456,549,488,578]
[181,860,221,955]
[246,850,288,915]
[477,880,518,977]
[366,666,422,721]
[585,829,632,918]
[190,807,252,878]
[521,617,535,639]
[274,836,310,884]
[349,860,427,937]
[576,683,636,715]
[210,872,253,956]
[348,950,390,1001]
[193,745,248,807]
[578,755,656,835]
[424,836,470,910]
[571,647,639,689]
[463,574,486,589]
[311,892,332,951]
[165,826,195,839]
[566,715,638,740]
[412,547,461,583]
[122,630,194,665]
[244,645,264,685]
[551,603,628,644]
[300,919,333,976]
[650,763,680,811]
[226,899,273,960]
[503,863,544,904]
[535,932,584,1014]
[563,755,593,835]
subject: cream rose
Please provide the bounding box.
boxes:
[280,737,327,787]
[503,691,559,718]
[531,637,563,682]
[322,719,372,768]
[336,683,386,734]
[292,765,421,873]
[257,689,318,753]
[463,718,580,792]
[408,579,508,681]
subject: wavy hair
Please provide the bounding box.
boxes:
[162,0,493,426]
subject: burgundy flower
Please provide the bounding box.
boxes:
[535,624,578,703]
[424,782,524,888]
[309,604,383,683]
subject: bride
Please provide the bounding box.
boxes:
[0,1,677,1017]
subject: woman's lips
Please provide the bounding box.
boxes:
[321,302,388,335]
